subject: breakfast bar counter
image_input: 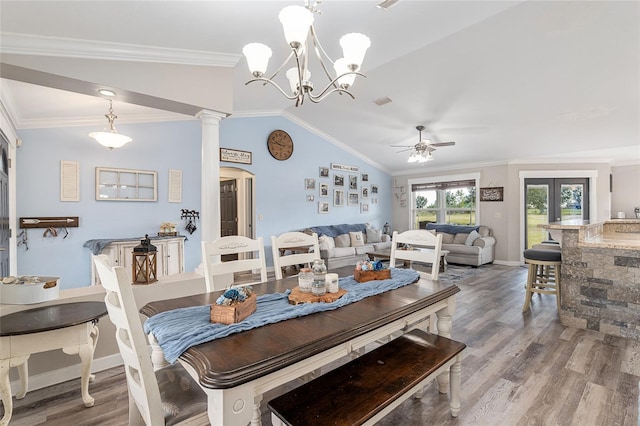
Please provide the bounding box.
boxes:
[540,219,640,339]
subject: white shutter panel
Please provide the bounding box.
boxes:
[168,169,182,203]
[60,160,79,201]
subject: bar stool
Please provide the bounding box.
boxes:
[522,248,562,313]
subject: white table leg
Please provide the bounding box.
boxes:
[436,297,456,393]
[449,355,461,417]
[0,359,12,426]
[63,324,99,407]
[148,333,169,371]
[15,358,29,399]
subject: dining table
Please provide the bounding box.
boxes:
[140,265,460,426]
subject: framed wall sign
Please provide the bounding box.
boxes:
[480,187,504,202]
[220,148,252,164]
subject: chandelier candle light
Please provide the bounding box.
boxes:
[89,99,132,149]
[242,1,371,106]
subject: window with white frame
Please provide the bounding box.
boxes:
[411,179,477,229]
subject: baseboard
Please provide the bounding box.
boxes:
[9,353,123,395]
[493,259,522,267]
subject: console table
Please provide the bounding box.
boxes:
[0,302,107,426]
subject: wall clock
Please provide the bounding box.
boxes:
[267,130,294,161]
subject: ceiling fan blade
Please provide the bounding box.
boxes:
[428,141,455,147]
[389,145,413,148]
[395,148,412,153]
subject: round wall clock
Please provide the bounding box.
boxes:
[267,130,294,161]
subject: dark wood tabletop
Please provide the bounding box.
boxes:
[140,265,459,389]
[0,301,107,337]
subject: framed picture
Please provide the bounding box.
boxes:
[480,186,504,202]
[361,173,369,182]
[348,192,359,206]
[319,183,329,197]
[318,201,329,214]
[371,198,378,205]
[220,148,252,165]
[319,167,329,178]
[334,189,345,207]
[371,184,378,194]
[334,174,344,187]
[349,175,358,190]
[305,178,316,190]
[306,194,315,202]
[361,186,369,199]
[360,203,369,213]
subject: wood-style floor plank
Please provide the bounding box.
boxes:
[1,264,638,425]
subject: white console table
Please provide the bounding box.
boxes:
[85,236,185,285]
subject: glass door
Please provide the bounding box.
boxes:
[525,178,589,248]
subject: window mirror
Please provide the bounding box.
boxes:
[96,167,157,201]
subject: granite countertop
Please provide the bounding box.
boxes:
[582,232,640,250]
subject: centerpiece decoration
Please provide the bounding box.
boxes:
[210,286,256,324]
[354,259,391,283]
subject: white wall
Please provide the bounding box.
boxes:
[611,164,640,219]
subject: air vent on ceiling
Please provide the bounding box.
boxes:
[377,0,400,10]
[373,96,393,106]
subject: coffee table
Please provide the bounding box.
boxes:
[367,248,449,272]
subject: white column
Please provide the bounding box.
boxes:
[196,110,226,275]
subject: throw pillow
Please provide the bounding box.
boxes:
[439,233,455,244]
[334,234,351,248]
[349,231,365,247]
[366,227,382,243]
[318,235,335,250]
[465,230,481,246]
[453,233,469,245]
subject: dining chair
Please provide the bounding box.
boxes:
[202,235,268,292]
[390,229,444,281]
[271,231,320,280]
[389,230,444,336]
[93,254,207,426]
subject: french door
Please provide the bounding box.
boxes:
[524,178,589,248]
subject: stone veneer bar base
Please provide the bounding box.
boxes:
[556,222,640,340]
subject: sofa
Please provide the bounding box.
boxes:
[424,223,495,267]
[303,223,392,270]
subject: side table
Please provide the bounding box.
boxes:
[0,301,107,426]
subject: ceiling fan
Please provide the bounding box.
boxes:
[391,125,456,163]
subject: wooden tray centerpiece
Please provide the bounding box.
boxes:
[353,260,391,283]
[288,286,347,305]
[210,286,256,324]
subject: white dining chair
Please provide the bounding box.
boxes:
[93,254,207,426]
[202,235,268,292]
[390,229,444,281]
[271,232,320,280]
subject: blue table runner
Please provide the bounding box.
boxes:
[144,268,419,363]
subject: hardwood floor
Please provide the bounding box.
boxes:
[3,264,638,425]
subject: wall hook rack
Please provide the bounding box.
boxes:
[20,217,79,229]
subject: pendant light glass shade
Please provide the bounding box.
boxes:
[242,43,272,77]
[339,33,371,70]
[89,100,132,149]
[279,5,314,47]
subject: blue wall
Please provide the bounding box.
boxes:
[16,115,391,289]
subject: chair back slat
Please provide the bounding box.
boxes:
[202,236,268,292]
[271,232,320,280]
[390,230,443,280]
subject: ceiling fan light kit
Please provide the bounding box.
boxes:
[88,99,132,149]
[392,125,455,164]
[242,1,370,106]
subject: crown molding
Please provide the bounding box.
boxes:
[0,32,241,67]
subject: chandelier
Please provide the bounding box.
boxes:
[89,100,132,149]
[242,1,371,106]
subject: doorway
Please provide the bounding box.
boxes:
[219,166,255,243]
[524,178,589,248]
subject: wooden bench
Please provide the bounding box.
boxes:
[268,329,465,426]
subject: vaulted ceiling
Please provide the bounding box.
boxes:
[1,0,638,174]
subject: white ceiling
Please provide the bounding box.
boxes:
[1,0,638,174]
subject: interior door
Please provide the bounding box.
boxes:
[525,178,589,248]
[0,132,9,276]
[220,179,238,261]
